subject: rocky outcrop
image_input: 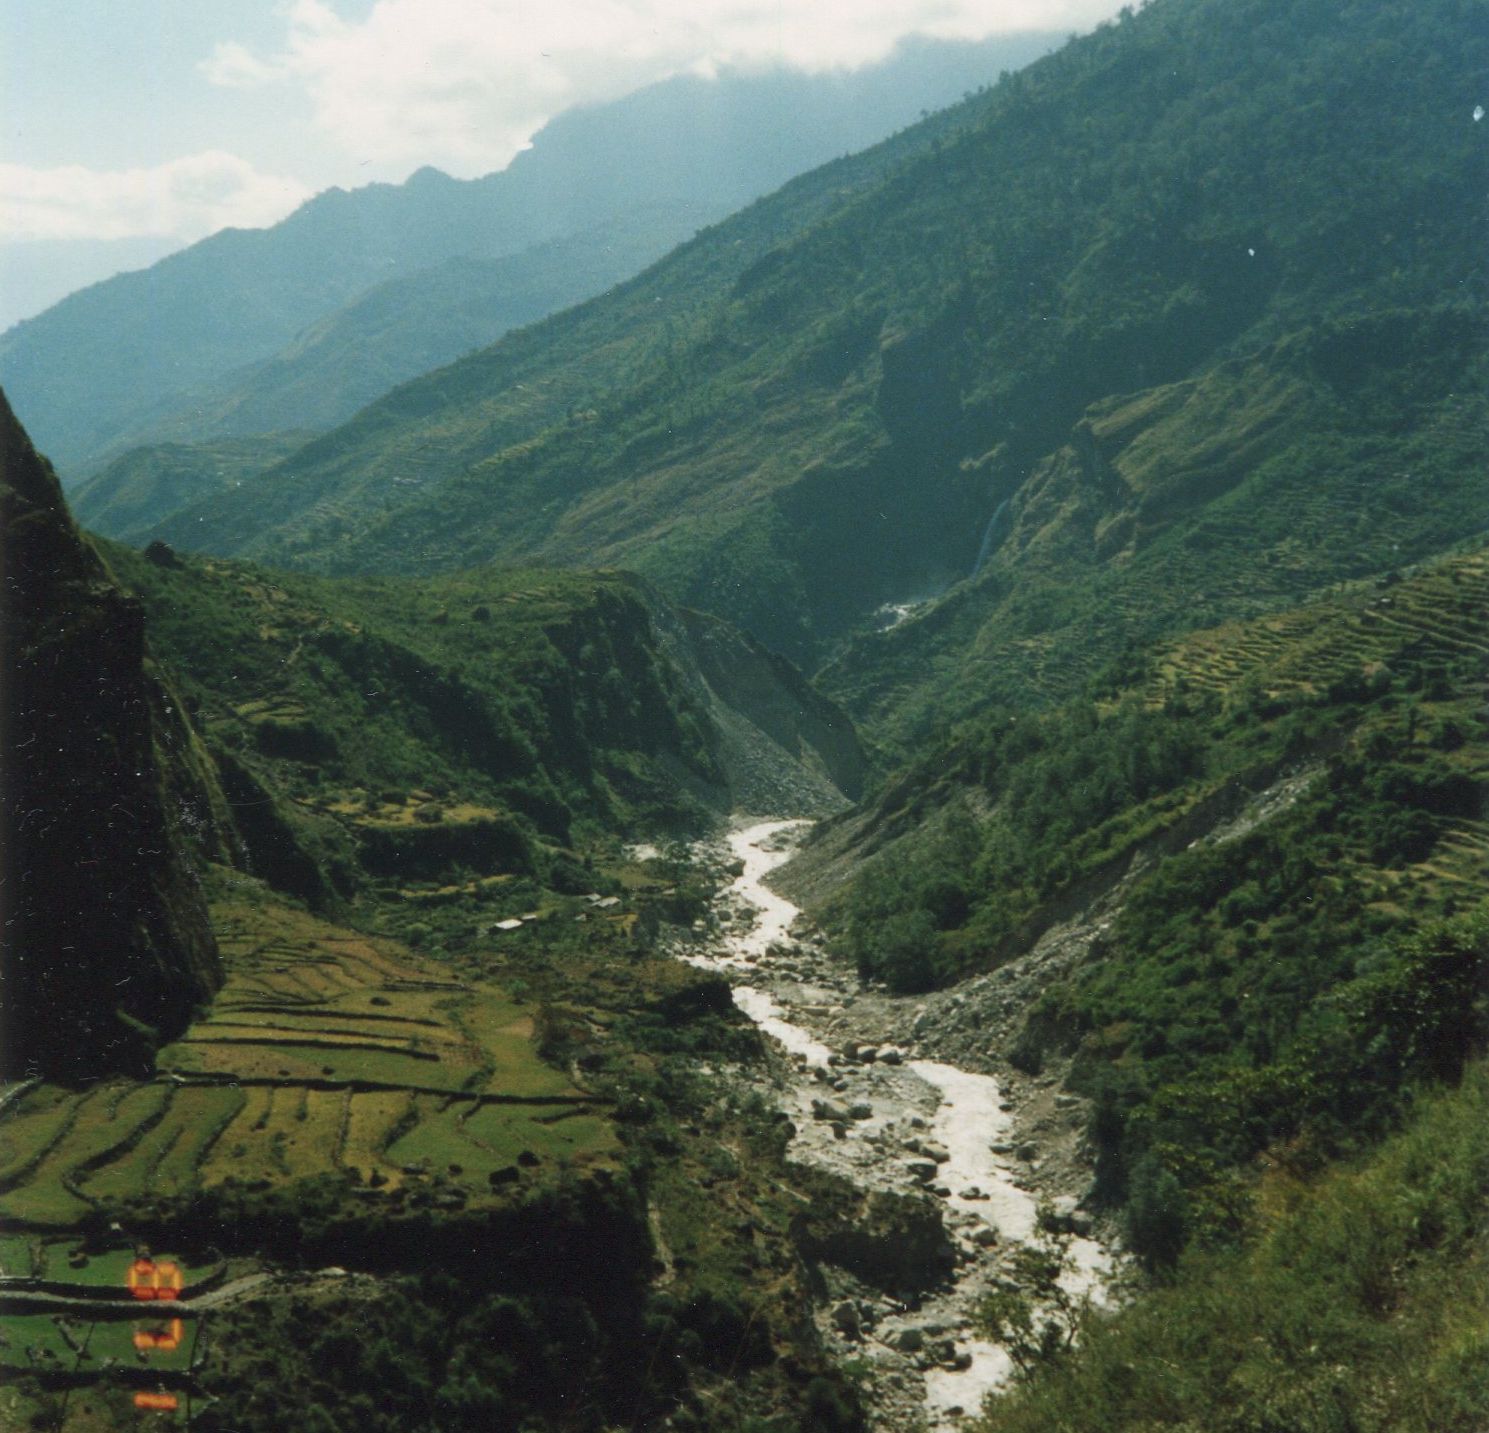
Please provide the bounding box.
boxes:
[650,599,867,816]
[0,390,225,1081]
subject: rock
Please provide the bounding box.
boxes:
[879,1047,904,1065]
[990,1141,1015,1155]
[959,1186,986,1200]
[1018,1142,1038,1162]
[1055,1093,1081,1110]
[904,1159,938,1184]
[932,1184,952,1198]
[812,1099,850,1123]
[895,1327,925,1353]
[831,1301,862,1339]
[848,1103,873,1121]
[972,1226,999,1248]
[923,1142,952,1163]
[1042,1195,1092,1234]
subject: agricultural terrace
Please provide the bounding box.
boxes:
[0,896,615,1232]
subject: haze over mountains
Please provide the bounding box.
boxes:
[118,0,1486,693]
[2,2,1486,1430]
[1,32,1058,478]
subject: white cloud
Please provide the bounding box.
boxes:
[0,152,314,243]
[203,0,1120,177]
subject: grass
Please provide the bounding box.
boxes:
[0,1086,171,1226]
[2,887,612,1229]
[340,1090,417,1188]
[0,1085,83,1186]
[382,1096,615,1188]
[975,1061,1489,1433]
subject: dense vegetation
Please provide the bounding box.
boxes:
[5,0,1486,1427]
[975,1059,1489,1433]
[825,546,1489,1288]
[135,0,1486,695]
[100,541,861,920]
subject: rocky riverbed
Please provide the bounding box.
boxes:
[674,819,1117,1431]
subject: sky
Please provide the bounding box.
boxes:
[2,0,1126,327]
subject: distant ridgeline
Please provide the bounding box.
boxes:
[0,391,227,1080]
[0,32,1060,478]
[111,0,1486,706]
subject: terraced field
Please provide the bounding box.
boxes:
[1148,544,1489,702]
[0,895,614,1230]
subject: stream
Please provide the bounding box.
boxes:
[682,819,1111,1430]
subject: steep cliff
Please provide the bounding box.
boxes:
[0,392,225,1080]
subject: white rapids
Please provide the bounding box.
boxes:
[684,819,1111,1429]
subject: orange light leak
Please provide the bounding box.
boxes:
[132,1392,179,1412]
[132,1319,185,1353]
[127,1258,184,1300]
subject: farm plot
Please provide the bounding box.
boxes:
[0,1085,171,1226]
[0,1085,80,1187]
[341,1090,417,1189]
[383,1095,614,1187]
[2,894,610,1227]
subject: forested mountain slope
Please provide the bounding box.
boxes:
[0,35,1056,478]
[150,0,1486,682]
[99,541,865,914]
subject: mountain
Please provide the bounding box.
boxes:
[0,391,228,1081]
[0,34,1059,478]
[98,543,865,912]
[786,542,1487,1427]
[146,0,1485,688]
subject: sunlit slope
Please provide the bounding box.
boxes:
[0,890,613,1231]
[151,0,1486,672]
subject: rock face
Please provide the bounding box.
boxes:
[643,595,867,816]
[0,390,224,1080]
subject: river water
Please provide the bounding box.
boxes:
[683,819,1110,1429]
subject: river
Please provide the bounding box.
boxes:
[683,819,1110,1429]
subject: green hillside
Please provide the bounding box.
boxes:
[150,0,1486,682]
[101,541,864,914]
[795,543,1488,1273]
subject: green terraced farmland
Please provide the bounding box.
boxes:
[0,892,611,1228]
[0,1085,171,1226]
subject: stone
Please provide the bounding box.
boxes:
[904,1159,938,1184]
[923,1142,952,1163]
[831,1301,862,1339]
[848,1103,873,1121]
[972,1226,999,1248]
[879,1047,904,1065]
[812,1099,850,1123]
[895,1327,925,1353]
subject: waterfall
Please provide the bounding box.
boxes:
[970,497,1011,578]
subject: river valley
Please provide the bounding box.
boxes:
[676,819,1115,1430]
